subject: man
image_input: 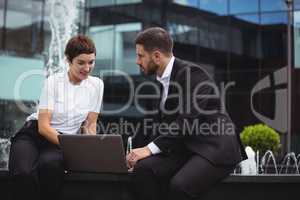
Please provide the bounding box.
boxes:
[127,27,246,200]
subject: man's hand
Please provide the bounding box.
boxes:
[126,146,152,169]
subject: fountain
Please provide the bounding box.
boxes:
[45,0,85,75]
[240,146,257,175]
[0,0,84,170]
[259,150,278,174]
[0,139,10,169]
[239,148,300,175]
[279,152,300,174]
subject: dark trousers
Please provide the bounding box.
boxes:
[8,120,64,200]
[132,152,234,200]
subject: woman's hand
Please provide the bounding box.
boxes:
[82,112,99,134]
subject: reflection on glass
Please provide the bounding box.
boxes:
[0,55,44,142]
[6,0,42,29]
[261,0,287,12]
[90,25,115,74]
[0,55,44,101]
[229,0,258,14]
[260,12,287,68]
[261,12,287,25]
[294,11,300,67]
[6,0,43,52]
[0,99,28,139]
[90,0,113,7]
[116,0,141,4]
[169,23,197,45]
[199,0,227,15]
[206,21,229,52]
[90,0,141,7]
[234,14,259,24]
[169,22,229,52]
[0,1,4,48]
[89,23,141,75]
[0,2,3,28]
[174,0,198,8]
[230,14,261,62]
[295,0,300,10]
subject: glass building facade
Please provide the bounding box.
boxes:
[1,0,300,167]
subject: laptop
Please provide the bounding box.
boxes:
[58,134,128,173]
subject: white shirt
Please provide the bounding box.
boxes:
[27,72,104,134]
[147,56,175,154]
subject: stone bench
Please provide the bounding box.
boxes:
[1,169,300,200]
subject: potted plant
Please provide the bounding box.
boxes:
[240,124,281,174]
[240,124,281,155]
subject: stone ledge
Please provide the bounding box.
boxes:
[224,174,300,183]
[2,169,300,200]
[3,169,300,183]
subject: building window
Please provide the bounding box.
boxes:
[229,0,258,14]
[89,0,141,7]
[261,0,287,12]
[199,0,228,15]
[5,0,43,54]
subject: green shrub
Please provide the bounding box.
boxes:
[240,124,281,154]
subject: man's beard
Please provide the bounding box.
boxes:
[143,60,159,76]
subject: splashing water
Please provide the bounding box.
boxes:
[240,149,300,175]
[297,154,300,170]
[240,146,257,175]
[260,150,278,174]
[0,139,11,169]
[279,152,300,174]
[45,0,85,76]
[0,0,85,169]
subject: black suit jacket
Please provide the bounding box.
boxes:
[150,58,246,166]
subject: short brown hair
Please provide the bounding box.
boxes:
[135,27,173,55]
[65,35,96,63]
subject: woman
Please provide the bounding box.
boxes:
[9,35,104,200]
